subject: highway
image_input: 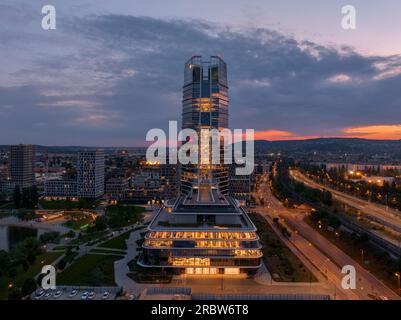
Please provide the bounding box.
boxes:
[255,174,400,300]
[290,169,401,236]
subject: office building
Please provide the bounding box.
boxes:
[10,144,35,189]
[45,150,104,199]
[140,57,261,275]
[77,150,105,198]
[180,56,229,195]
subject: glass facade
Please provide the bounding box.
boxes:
[139,57,262,276]
[181,56,229,195]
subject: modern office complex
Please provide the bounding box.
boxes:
[180,56,229,195]
[140,57,261,275]
[9,144,35,189]
[77,150,105,198]
[44,150,105,199]
[229,163,252,202]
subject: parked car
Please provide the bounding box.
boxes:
[81,292,89,300]
[87,291,95,300]
[102,291,109,300]
[69,289,78,297]
[35,289,45,300]
[53,290,62,298]
[43,292,52,299]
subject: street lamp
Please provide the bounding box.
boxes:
[395,272,401,292]
[360,249,364,264]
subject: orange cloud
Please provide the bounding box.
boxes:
[342,124,401,140]
[252,130,319,141]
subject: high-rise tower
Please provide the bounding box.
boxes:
[180,56,229,195]
[140,57,262,276]
[10,144,35,189]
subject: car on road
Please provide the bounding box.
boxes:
[69,289,78,297]
[102,291,109,300]
[81,292,89,300]
[53,290,62,299]
[87,291,95,300]
[379,296,389,300]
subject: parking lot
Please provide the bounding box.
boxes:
[31,286,122,300]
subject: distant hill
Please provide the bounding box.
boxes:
[1,138,401,156]
[253,138,401,155]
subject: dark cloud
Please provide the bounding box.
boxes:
[1,10,401,145]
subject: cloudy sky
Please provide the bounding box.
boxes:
[1,0,401,146]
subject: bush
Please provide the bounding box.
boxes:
[57,259,67,271]
[21,278,37,297]
[8,288,22,300]
[40,231,60,244]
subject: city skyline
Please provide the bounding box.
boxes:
[2,1,401,146]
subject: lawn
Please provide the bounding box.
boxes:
[39,199,98,210]
[249,212,317,283]
[98,231,132,250]
[105,205,144,228]
[0,202,16,209]
[0,251,63,299]
[70,230,109,246]
[57,254,123,286]
[62,217,92,230]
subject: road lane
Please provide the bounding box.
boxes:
[290,170,401,235]
[254,174,400,300]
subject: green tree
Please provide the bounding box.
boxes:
[0,250,11,277]
[57,258,67,271]
[21,278,37,297]
[94,216,108,231]
[13,186,21,209]
[40,231,60,244]
[7,288,22,300]
[14,237,42,264]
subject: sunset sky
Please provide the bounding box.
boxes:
[1,0,401,145]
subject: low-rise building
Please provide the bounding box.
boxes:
[105,177,130,200]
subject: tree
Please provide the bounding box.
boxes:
[7,288,22,300]
[8,267,17,279]
[13,186,21,209]
[21,278,37,297]
[14,237,42,264]
[65,230,76,239]
[40,231,60,244]
[21,186,38,209]
[0,250,11,277]
[22,260,29,272]
[57,258,67,271]
[94,216,108,231]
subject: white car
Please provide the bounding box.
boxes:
[69,289,78,297]
[87,291,95,300]
[102,291,109,300]
[43,292,52,299]
[35,289,45,300]
[81,292,89,300]
[53,290,62,299]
